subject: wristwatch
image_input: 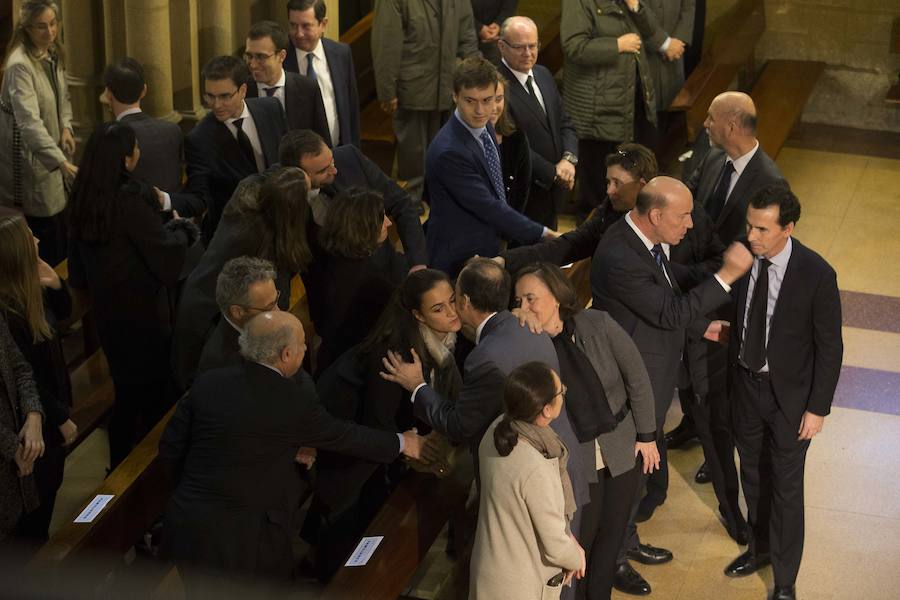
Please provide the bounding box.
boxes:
[562,152,578,166]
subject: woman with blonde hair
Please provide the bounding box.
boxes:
[1,0,78,265]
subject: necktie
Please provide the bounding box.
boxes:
[264,86,278,97]
[742,258,771,371]
[707,160,735,223]
[525,75,545,115]
[232,118,257,169]
[306,53,317,81]
[650,244,670,284]
[479,129,506,203]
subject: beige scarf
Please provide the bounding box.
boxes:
[510,419,577,524]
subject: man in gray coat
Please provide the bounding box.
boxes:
[372,0,480,204]
[642,0,695,135]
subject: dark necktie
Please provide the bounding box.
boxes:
[232,118,257,169]
[264,86,278,97]
[742,258,771,371]
[479,129,506,203]
[306,54,317,81]
[650,244,671,286]
[707,160,735,223]
[525,75,545,115]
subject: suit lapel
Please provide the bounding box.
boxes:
[700,150,726,212]
[620,221,673,290]
[502,65,551,135]
[451,117,496,196]
[214,118,254,173]
[768,239,803,339]
[535,68,560,142]
[717,151,763,227]
[246,100,274,168]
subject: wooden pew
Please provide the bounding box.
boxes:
[888,17,900,104]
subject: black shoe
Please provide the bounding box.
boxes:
[626,543,674,565]
[694,461,711,484]
[724,550,770,577]
[664,422,698,449]
[771,585,796,600]
[613,562,651,596]
[635,495,663,523]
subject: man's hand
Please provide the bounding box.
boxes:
[703,320,731,344]
[380,98,398,114]
[624,0,640,11]
[664,38,686,61]
[798,411,825,441]
[555,159,576,190]
[15,445,35,477]
[19,412,44,463]
[717,242,754,285]
[409,264,427,274]
[617,33,641,54]
[489,255,506,269]
[153,186,167,210]
[479,24,499,42]
[37,257,62,289]
[635,440,661,474]
[542,229,561,240]
[511,307,544,334]
[379,349,425,392]
[401,428,426,460]
[60,128,76,157]
[58,419,78,446]
[295,446,317,469]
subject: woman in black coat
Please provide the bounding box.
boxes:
[492,78,532,216]
[68,122,195,469]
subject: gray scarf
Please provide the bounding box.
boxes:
[510,419,577,524]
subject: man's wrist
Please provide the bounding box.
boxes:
[561,152,578,166]
[410,382,427,403]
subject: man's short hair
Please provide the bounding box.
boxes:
[606,143,658,182]
[103,57,145,104]
[201,55,251,88]
[458,257,511,313]
[248,20,289,53]
[238,314,295,365]
[215,256,277,312]
[634,188,668,215]
[453,57,499,94]
[279,129,327,167]
[287,0,326,21]
[749,183,801,227]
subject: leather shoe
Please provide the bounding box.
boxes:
[724,550,770,577]
[635,495,663,523]
[626,542,673,565]
[694,461,711,484]
[613,562,651,596]
[771,585,796,600]
[664,421,698,449]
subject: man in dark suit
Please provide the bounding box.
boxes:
[244,20,330,141]
[426,58,554,276]
[160,311,425,596]
[103,57,183,196]
[497,16,578,229]
[179,55,287,242]
[723,186,842,600]
[591,176,752,595]
[285,0,360,147]
[471,0,518,63]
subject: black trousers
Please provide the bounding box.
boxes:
[732,367,810,587]
[577,464,641,600]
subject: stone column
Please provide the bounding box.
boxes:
[123,0,180,123]
[170,0,205,123]
[324,0,340,40]
[60,0,103,137]
[198,0,236,66]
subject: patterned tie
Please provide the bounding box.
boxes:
[707,160,735,223]
[525,75,545,115]
[264,86,278,97]
[650,244,670,284]
[741,258,771,371]
[232,118,257,169]
[479,129,506,203]
[306,53,317,81]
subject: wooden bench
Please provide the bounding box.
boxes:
[888,17,900,105]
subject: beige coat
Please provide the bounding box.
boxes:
[470,418,582,600]
[0,45,73,217]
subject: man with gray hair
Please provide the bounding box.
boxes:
[196,256,279,376]
[160,310,425,594]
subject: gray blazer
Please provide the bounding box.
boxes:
[571,310,656,478]
[642,0,695,110]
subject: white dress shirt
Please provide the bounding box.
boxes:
[741,236,792,373]
[296,39,339,147]
[723,140,760,201]
[225,102,265,173]
[501,59,546,113]
[256,69,287,109]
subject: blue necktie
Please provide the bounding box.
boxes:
[306,53,317,82]
[479,129,506,203]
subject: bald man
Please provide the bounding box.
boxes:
[590,176,752,594]
[160,311,425,594]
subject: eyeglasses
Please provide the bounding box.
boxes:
[237,290,281,313]
[202,89,241,105]
[244,51,276,63]
[500,39,540,53]
[554,384,567,399]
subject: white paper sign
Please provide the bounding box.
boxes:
[344,535,384,567]
[74,494,115,523]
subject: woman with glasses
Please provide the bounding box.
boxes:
[471,361,586,600]
[1,1,78,266]
[68,122,195,470]
[513,263,659,600]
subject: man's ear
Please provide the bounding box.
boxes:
[140,84,147,101]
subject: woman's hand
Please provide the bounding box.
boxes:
[635,440,661,474]
[379,348,425,392]
[563,534,587,584]
[37,257,62,289]
[60,160,78,184]
[511,307,544,334]
[15,445,35,477]
[617,33,642,54]
[60,128,76,157]
[19,411,45,463]
[59,419,78,446]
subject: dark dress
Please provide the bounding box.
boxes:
[68,179,190,468]
[498,129,532,215]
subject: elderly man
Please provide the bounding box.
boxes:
[497,16,578,229]
[160,311,425,597]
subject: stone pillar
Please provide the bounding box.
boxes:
[198,0,236,66]
[102,0,127,66]
[324,0,339,41]
[60,0,103,137]
[123,0,180,123]
[170,0,205,123]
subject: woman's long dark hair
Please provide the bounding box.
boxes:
[256,166,312,273]
[320,188,385,259]
[68,122,137,244]
[494,362,558,456]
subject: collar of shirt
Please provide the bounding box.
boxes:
[257,69,286,95]
[730,140,760,179]
[223,314,243,334]
[624,211,670,259]
[501,59,534,88]
[255,361,285,377]
[474,312,499,345]
[115,107,142,121]
[454,109,488,146]
[225,102,251,131]
[298,38,325,63]
[760,235,792,267]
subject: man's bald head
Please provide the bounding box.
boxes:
[239,311,306,376]
[635,176,691,215]
[500,16,538,39]
[712,91,757,134]
[633,177,695,246]
[499,16,540,72]
[705,91,758,154]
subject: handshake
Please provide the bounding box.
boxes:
[294,430,452,476]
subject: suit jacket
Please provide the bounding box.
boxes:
[196,316,241,377]
[686,145,785,245]
[159,362,400,580]
[119,111,184,193]
[729,239,843,426]
[590,217,731,415]
[246,71,330,142]
[425,117,544,275]
[284,38,361,147]
[498,62,577,228]
[176,97,287,242]
[642,0,695,110]
[499,128,531,214]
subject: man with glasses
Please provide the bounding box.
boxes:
[497,16,578,230]
[243,21,330,141]
[182,55,287,242]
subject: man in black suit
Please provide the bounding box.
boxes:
[723,186,842,600]
[244,20,330,141]
[179,55,287,242]
[497,16,578,229]
[286,130,428,270]
[591,176,752,595]
[471,0,517,63]
[103,57,183,197]
[160,311,425,596]
[285,0,360,148]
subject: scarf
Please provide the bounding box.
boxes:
[510,419,577,524]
